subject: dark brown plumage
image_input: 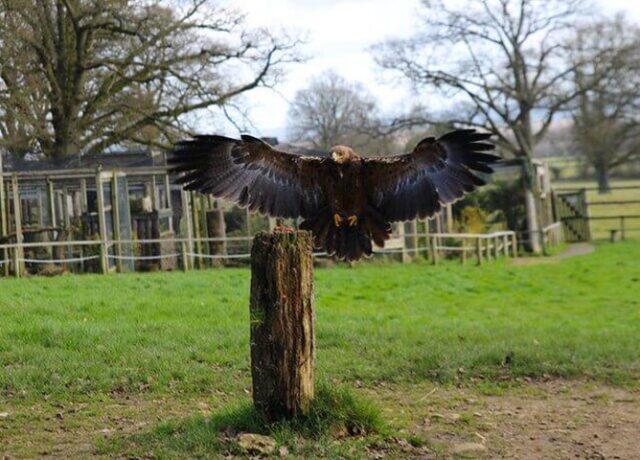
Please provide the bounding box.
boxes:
[169,129,499,261]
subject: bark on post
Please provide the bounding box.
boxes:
[249,230,315,421]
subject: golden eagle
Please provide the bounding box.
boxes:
[170,129,498,261]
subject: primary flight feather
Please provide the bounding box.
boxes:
[169,129,499,261]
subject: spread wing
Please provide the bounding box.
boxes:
[364,129,499,222]
[169,134,328,218]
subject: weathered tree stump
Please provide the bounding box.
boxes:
[249,230,315,421]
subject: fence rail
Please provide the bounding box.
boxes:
[561,215,640,241]
[0,230,524,277]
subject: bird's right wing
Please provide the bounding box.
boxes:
[169,135,328,219]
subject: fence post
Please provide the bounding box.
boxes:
[511,232,518,258]
[445,204,454,233]
[190,192,203,269]
[430,235,439,265]
[11,174,23,277]
[111,174,123,273]
[163,173,174,233]
[95,168,109,274]
[80,178,88,213]
[485,236,492,261]
[461,239,466,265]
[249,231,315,421]
[397,222,409,263]
[0,155,7,276]
[180,189,194,268]
[181,241,189,271]
[475,237,483,265]
[493,235,500,258]
[409,219,419,257]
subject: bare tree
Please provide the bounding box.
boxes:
[375,0,593,252]
[0,0,299,159]
[570,16,640,193]
[287,71,395,154]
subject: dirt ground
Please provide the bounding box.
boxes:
[1,379,639,459]
[370,379,640,459]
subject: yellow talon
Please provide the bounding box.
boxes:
[348,215,358,226]
[334,213,343,227]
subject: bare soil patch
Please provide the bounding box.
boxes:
[374,379,640,459]
[2,380,638,458]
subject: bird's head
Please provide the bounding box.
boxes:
[330,145,358,164]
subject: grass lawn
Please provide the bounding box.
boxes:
[1,242,639,458]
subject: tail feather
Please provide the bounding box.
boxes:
[301,208,391,261]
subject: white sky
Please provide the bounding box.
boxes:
[222,0,640,141]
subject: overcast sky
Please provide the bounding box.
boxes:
[222,0,640,141]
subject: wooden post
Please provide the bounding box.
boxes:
[151,175,159,211]
[180,241,189,271]
[409,219,418,256]
[397,221,409,263]
[62,187,71,229]
[445,203,454,233]
[47,179,56,227]
[95,169,109,274]
[460,239,466,265]
[80,179,88,213]
[111,174,122,273]
[249,231,315,421]
[430,235,439,265]
[11,174,23,277]
[164,173,174,233]
[493,236,500,258]
[36,190,44,227]
[502,234,509,257]
[511,232,518,258]
[485,237,492,261]
[190,192,203,268]
[199,195,210,266]
[0,155,7,276]
[475,237,483,265]
[207,205,227,267]
[181,189,194,269]
[0,155,5,235]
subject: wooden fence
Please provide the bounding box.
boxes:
[0,230,526,278]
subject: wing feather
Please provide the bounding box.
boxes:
[364,129,499,222]
[169,135,328,219]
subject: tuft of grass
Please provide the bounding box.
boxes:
[99,383,384,458]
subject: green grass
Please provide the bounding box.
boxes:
[99,383,384,458]
[1,241,639,407]
[2,242,640,457]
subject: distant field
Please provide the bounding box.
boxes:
[553,179,640,240]
[1,242,640,458]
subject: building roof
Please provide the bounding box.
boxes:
[1,149,166,173]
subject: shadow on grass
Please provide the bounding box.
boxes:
[98,382,385,458]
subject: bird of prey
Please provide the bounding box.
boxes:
[170,129,498,261]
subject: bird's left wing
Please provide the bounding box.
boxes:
[364,129,499,222]
[169,134,328,219]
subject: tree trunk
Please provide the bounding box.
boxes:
[249,230,315,421]
[595,163,611,194]
[523,177,542,254]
